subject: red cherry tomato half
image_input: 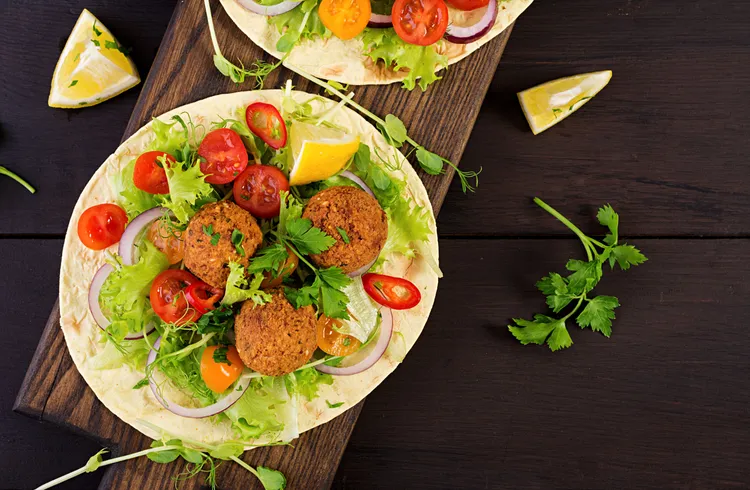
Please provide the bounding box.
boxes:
[185,282,224,315]
[245,102,287,150]
[392,0,449,46]
[232,165,290,219]
[149,270,202,325]
[77,203,128,250]
[362,273,422,310]
[445,0,488,10]
[198,128,249,185]
[133,151,175,194]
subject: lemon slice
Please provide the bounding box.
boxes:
[49,9,139,108]
[288,122,360,186]
[518,70,612,135]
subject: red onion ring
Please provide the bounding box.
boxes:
[88,264,155,340]
[235,0,301,16]
[146,336,253,418]
[316,308,393,375]
[340,170,374,198]
[444,0,498,44]
[367,12,392,28]
[118,207,167,266]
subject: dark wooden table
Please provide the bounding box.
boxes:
[2,1,749,489]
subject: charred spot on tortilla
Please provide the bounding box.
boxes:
[183,201,262,287]
[302,186,388,274]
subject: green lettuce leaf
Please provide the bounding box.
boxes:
[148,117,188,157]
[156,335,217,407]
[270,1,330,53]
[112,159,160,219]
[162,162,217,224]
[225,377,289,440]
[99,241,169,337]
[222,262,272,306]
[361,29,448,91]
[286,367,333,401]
[91,337,151,371]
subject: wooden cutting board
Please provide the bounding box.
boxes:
[14,1,513,488]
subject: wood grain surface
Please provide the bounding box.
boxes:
[12,0,515,488]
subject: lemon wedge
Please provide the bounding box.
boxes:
[288,122,360,186]
[49,9,139,108]
[518,70,612,135]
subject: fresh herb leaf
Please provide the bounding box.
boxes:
[69,79,79,87]
[285,218,336,255]
[381,114,407,145]
[91,39,101,47]
[84,449,108,472]
[231,229,246,257]
[212,346,231,365]
[326,400,345,409]
[132,378,149,390]
[247,243,289,276]
[257,466,287,490]
[92,20,102,37]
[104,39,132,55]
[195,304,235,334]
[415,147,443,176]
[336,227,350,244]
[508,200,646,351]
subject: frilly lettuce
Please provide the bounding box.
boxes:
[222,262,272,306]
[286,367,333,401]
[270,0,330,53]
[99,241,169,338]
[362,29,448,91]
[112,159,160,219]
[162,162,217,224]
[225,377,292,440]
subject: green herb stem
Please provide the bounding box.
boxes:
[229,456,261,479]
[0,166,36,193]
[34,446,179,490]
[534,197,595,261]
[202,0,223,58]
[561,294,586,322]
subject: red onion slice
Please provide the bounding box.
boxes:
[340,170,374,198]
[147,336,254,418]
[348,258,376,278]
[118,207,167,266]
[444,0,498,44]
[368,12,393,28]
[316,308,393,376]
[88,264,155,340]
[235,0,301,16]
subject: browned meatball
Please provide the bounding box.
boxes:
[302,186,388,273]
[234,290,317,376]
[183,201,262,287]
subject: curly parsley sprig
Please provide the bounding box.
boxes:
[509,199,647,351]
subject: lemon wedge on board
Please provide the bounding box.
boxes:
[518,70,612,135]
[288,122,360,186]
[49,9,139,108]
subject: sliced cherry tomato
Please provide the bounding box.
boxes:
[133,151,175,194]
[147,220,185,265]
[200,345,245,393]
[319,0,371,40]
[362,273,421,310]
[185,282,224,315]
[198,128,248,185]
[77,203,128,250]
[445,0,488,10]
[149,270,202,325]
[316,315,362,356]
[245,103,287,150]
[260,246,299,289]
[392,0,448,46]
[232,165,290,219]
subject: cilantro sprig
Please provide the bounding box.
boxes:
[509,199,647,351]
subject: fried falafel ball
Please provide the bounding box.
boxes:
[302,186,388,273]
[234,290,317,376]
[183,201,262,288]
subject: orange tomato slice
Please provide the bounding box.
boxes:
[147,219,185,265]
[200,345,245,393]
[318,0,371,41]
[316,315,362,356]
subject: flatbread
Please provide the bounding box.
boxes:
[220,0,533,86]
[59,90,439,446]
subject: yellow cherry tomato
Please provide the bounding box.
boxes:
[316,315,362,356]
[200,345,244,393]
[318,0,371,41]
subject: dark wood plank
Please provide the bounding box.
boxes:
[438,0,750,237]
[14,0,514,488]
[334,238,750,489]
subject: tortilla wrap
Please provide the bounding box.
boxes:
[59,90,439,446]
[220,0,533,86]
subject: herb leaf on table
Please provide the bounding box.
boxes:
[509,199,647,351]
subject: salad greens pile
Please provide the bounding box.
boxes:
[509,199,647,351]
